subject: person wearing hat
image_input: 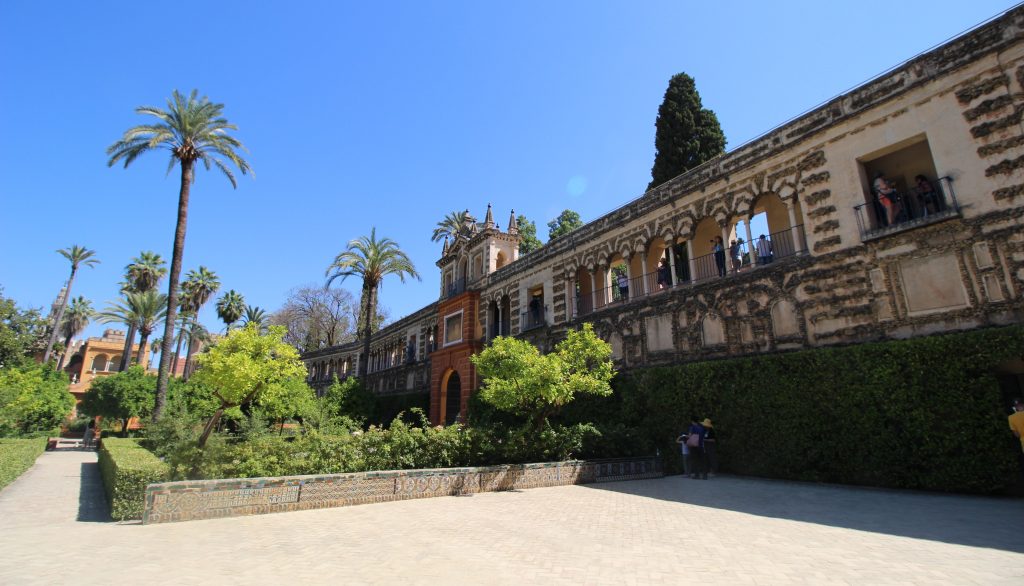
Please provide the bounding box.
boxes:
[702,418,718,477]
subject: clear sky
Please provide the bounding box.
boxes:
[1,0,1017,340]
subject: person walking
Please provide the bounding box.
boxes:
[1010,398,1024,477]
[729,239,743,273]
[685,416,708,479]
[616,270,629,301]
[756,234,773,266]
[702,418,718,477]
[713,237,727,277]
[676,428,692,477]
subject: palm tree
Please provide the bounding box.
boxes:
[43,245,99,364]
[216,290,245,333]
[182,321,211,379]
[169,309,193,376]
[149,336,162,370]
[177,266,220,375]
[118,251,167,370]
[431,210,468,243]
[57,297,94,370]
[98,291,169,367]
[325,228,420,377]
[238,305,268,332]
[107,89,251,421]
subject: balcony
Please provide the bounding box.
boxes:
[854,176,960,241]
[520,304,548,332]
[443,276,467,299]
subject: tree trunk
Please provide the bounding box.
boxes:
[121,418,130,438]
[358,283,374,377]
[172,321,186,376]
[118,323,137,371]
[135,330,150,366]
[198,406,225,449]
[42,269,75,364]
[153,160,193,421]
[183,315,198,381]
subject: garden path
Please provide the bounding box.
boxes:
[1,451,1022,584]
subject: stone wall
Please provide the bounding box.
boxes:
[142,457,662,524]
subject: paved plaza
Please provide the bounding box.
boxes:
[0,451,1022,585]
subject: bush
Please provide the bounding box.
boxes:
[0,438,46,490]
[571,325,1024,494]
[98,438,169,520]
[372,392,429,426]
[0,363,74,438]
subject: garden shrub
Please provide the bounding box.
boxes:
[98,437,169,520]
[572,325,1024,494]
[372,392,430,426]
[0,438,46,490]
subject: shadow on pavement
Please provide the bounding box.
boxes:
[77,462,111,523]
[586,474,1024,554]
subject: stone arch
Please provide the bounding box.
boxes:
[701,314,726,347]
[90,354,108,371]
[495,250,508,269]
[770,298,801,338]
[439,368,463,425]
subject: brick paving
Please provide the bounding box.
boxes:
[1,451,1022,585]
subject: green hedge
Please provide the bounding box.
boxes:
[563,325,1024,494]
[98,438,169,520]
[372,392,430,426]
[0,438,46,490]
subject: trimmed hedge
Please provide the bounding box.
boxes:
[0,438,46,491]
[563,325,1024,494]
[372,392,430,426]
[98,438,169,520]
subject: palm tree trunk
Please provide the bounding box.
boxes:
[134,331,149,366]
[42,270,75,364]
[183,315,198,381]
[118,323,138,371]
[153,160,193,421]
[172,321,186,376]
[359,283,373,377]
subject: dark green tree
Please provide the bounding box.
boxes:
[647,73,726,191]
[0,289,48,368]
[516,214,543,255]
[547,209,583,240]
[216,290,246,333]
[0,362,74,437]
[80,366,155,437]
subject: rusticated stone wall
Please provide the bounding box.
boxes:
[142,457,662,524]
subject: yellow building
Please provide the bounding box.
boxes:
[63,329,149,407]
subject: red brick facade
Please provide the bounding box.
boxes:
[429,291,482,425]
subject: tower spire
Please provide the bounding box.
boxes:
[507,209,519,235]
[442,235,450,255]
[484,203,495,229]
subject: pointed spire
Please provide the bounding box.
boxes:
[507,209,519,235]
[484,203,495,229]
[442,236,450,255]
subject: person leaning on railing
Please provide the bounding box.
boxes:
[914,174,943,217]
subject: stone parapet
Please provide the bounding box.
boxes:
[142,457,661,524]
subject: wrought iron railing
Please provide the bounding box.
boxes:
[854,176,960,240]
[443,277,467,299]
[520,304,548,331]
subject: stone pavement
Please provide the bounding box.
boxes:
[1,451,1022,585]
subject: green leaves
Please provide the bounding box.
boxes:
[648,72,726,190]
[0,363,74,437]
[80,366,155,426]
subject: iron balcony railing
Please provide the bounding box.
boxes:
[520,304,548,332]
[854,176,960,241]
[443,276,467,299]
[574,224,808,317]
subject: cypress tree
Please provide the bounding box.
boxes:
[647,73,726,191]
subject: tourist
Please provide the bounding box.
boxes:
[914,174,942,216]
[873,172,900,226]
[686,416,708,480]
[616,270,629,301]
[702,418,718,476]
[676,428,692,477]
[657,258,671,289]
[1010,398,1024,476]
[713,236,727,277]
[730,239,743,273]
[756,234,773,265]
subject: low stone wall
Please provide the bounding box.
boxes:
[142,457,661,524]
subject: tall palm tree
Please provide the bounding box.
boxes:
[43,245,99,364]
[57,297,94,370]
[431,210,469,243]
[107,89,251,421]
[149,336,162,370]
[238,305,268,332]
[325,227,420,377]
[216,290,245,334]
[98,291,169,368]
[182,321,211,380]
[169,308,193,376]
[177,266,220,375]
[118,251,167,370]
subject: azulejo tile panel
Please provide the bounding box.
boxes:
[143,457,662,524]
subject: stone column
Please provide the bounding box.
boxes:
[685,240,697,284]
[589,269,598,312]
[496,303,503,336]
[667,243,678,287]
[744,218,756,266]
[786,199,802,254]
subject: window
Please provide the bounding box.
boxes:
[444,311,463,346]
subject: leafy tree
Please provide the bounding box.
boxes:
[239,305,268,332]
[178,266,220,379]
[547,209,583,240]
[42,245,99,364]
[325,228,420,377]
[117,251,167,371]
[79,366,155,437]
[307,376,375,431]
[107,89,252,421]
[0,362,74,437]
[516,214,542,255]
[471,323,614,431]
[215,290,245,333]
[0,289,48,369]
[431,210,469,243]
[98,290,169,367]
[189,325,308,447]
[647,72,726,190]
[57,296,93,370]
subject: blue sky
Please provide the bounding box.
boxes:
[0,0,1016,339]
